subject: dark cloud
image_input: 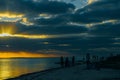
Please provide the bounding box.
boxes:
[0,37,44,52]
[90,23,120,37]
[0,0,75,15]
[0,34,116,55]
[68,13,102,24]
[75,0,120,23]
[15,22,88,35]
[33,17,65,25]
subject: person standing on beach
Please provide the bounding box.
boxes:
[86,53,91,69]
[65,57,70,67]
[92,55,97,69]
[60,56,64,67]
[72,56,75,66]
[95,56,101,70]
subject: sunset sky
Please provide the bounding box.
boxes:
[0,0,120,58]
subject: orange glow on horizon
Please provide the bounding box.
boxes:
[0,52,57,58]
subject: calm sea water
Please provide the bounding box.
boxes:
[0,58,60,80]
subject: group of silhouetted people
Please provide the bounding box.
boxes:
[59,54,102,70]
[60,56,75,68]
[59,53,116,70]
[86,53,101,70]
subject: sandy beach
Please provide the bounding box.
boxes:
[6,64,120,80]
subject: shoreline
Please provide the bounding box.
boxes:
[6,67,62,80]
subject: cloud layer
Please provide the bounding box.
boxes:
[0,0,120,56]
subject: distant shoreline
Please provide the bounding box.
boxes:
[0,57,60,59]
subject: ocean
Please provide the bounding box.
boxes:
[0,58,60,80]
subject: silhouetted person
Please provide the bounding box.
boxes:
[82,57,85,62]
[92,55,96,69]
[72,56,75,66]
[86,53,91,69]
[96,56,100,70]
[93,56,100,70]
[65,57,70,67]
[100,56,104,62]
[60,56,64,67]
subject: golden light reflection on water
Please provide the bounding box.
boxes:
[0,59,14,80]
[0,60,10,79]
[0,52,57,58]
[0,59,49,80]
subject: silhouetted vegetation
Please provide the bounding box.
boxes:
[100,55,120,69]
